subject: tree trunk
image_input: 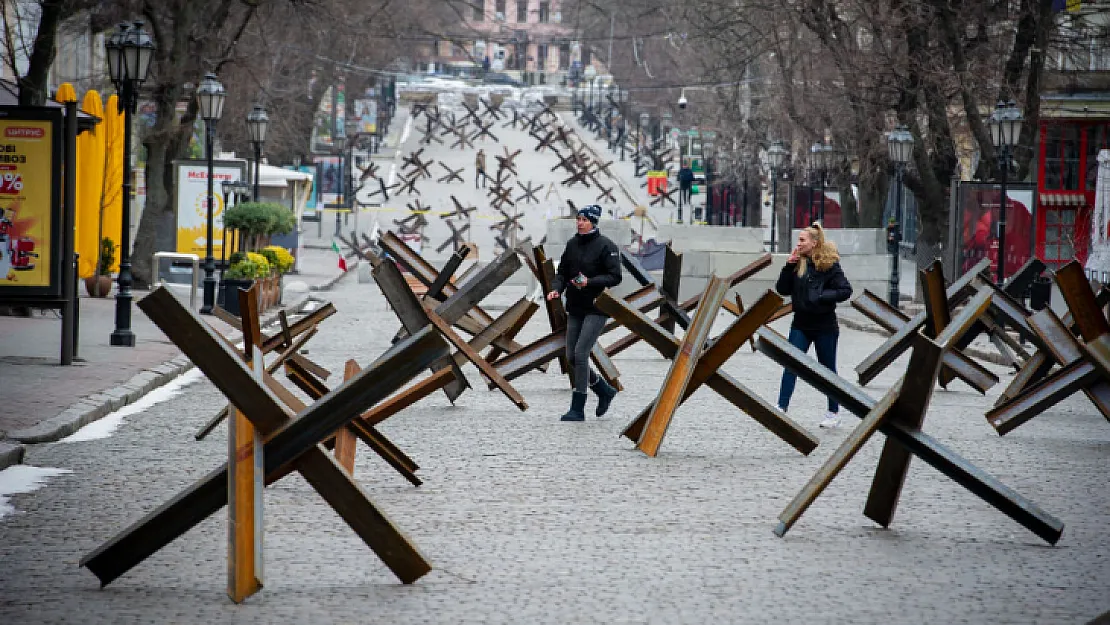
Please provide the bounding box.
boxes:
[18,0,65,106]
[857,166,890,230]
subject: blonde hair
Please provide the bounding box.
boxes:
[796,222,840,277]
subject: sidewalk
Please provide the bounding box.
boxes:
[0,246,352,469]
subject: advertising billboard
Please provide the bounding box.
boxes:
[173,159,247,257]
[0,108,63,300]
[958,184,1035,278]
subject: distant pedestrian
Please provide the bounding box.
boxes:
[678,165,694,207]
[546,204,622,422]
[775,222,853,428]
[475,149,487,188]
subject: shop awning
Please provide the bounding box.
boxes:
[1041,192,1087,207]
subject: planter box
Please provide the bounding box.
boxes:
[219,275,283,317]
[219,278,255,317]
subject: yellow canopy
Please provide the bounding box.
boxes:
[55,83,77,103]
[101,94,124,273]
[75,90,106,278]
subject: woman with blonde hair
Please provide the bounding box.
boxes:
[774,222,853,428]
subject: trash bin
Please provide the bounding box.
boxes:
[1029,276,1052,311]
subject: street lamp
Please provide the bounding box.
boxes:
[196,72,226,315]
[767,140,788,252]
[704,141,715,225]
[105,21,155,347]
[886,125,914,308]
[988,99,1023,285]
[246,104,269,201]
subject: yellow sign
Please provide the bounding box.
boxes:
[0,118,55,288]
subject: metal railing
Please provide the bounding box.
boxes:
[152,252,200,310]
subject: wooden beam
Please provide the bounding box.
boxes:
[334,360,360,474]
[637,276,729,457]
[80,288,447,587]
[756,325,1064,545]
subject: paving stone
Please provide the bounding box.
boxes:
[0,268,1106,623]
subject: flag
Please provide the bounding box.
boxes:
[331,240,348,272]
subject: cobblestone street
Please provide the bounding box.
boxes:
[1,269,1107,624]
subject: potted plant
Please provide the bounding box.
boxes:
[84,237,115,297]
[219,252,256,316]
[260,245,294,307]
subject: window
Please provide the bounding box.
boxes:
[1043,206,1078,268]
[1043,123,1081,191]
[517,1,528,22]
[559,44,570,70]
[537,44,548,70]
[495,0,506,18]
[539,2,550,23]
[473,2,484,20]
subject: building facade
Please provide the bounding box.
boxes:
[1033,1,1110,269]
[417,1,602,85]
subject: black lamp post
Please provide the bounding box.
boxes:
[809,142,830,224]
[766,140,787,253]
[246,104,269,201]
[105,21,154,347]
[988,99,1024,285]
[196,72,226,315]
[886,125,914,308]
[704,140,715,225]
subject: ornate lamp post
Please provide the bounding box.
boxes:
[988,100,1024,285]
[885,125,914,308]
[196,72,226,315]
[246,104,269,201]
[704,140,715,225]
[766,140,788,253]
[105,22,154,346]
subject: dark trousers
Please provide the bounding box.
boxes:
[679,185,692,206]
[565,313,605,393]
[777,326,840,413]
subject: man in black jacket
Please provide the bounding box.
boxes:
[547,204,623,421]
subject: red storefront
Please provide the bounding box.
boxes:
[1034,119,1108,268]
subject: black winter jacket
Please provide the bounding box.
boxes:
[552,229,623,317]
[775,259,853,332]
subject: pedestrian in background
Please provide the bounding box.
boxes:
[678,165,694,208]
[547,204,622,422]
[475,148,487,188]
[774,222,853,428]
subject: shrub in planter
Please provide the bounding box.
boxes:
[220,259,258,316]
[261,245,294,274]
[245,251,271,277]
[84,237,116,297]
[223,201,296,250]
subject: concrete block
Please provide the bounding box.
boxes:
[657,225,764,253]
[546,219,631,246]
[790,228,885,255]
[680,251,711,278]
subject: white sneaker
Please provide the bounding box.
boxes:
[819,412,841,428]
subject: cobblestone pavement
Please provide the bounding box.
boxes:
[0,270,1108,624]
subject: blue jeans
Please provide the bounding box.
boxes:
[565,313,604,393]
[777,327,840,413]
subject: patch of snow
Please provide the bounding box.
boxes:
[57,367,205,443]
[0,465,72,520]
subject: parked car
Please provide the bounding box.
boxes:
[483,72,522,87]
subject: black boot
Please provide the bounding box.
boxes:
[560,391,588,422]
[590,377,618,417]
